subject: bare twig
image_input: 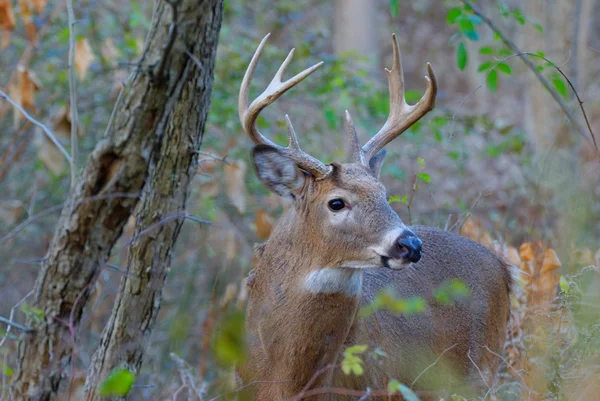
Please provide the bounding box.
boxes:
[120,211,210,249]
[411,343,458,386]
[467,349,490,389]
[0,89,72,163]
[207,380,294,401]
[66,0,79,186]
[358,387,372,401]
[0,315,32,333]
[461,0,598,153]
[198,150,229,165]
[0,291,34,351]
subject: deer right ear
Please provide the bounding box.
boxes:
[252,145,307,198]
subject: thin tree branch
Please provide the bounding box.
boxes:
[0,315,32,333]
[66,0,79,186]
[462,0,598,152]
[0,89,72,163]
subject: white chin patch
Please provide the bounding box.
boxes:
[303,268,363,297]
[387,259,413,270]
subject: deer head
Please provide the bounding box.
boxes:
[239,33,437,276]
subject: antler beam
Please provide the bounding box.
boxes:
[239,34,332,180]
[352,34,438,164]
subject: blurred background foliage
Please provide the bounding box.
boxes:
[0,0,599,399]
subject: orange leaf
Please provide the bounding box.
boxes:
[74,38,95,80]
[505,246,521,266]
[255,209,274,240]
[32,0,45,13]
[0,0,15,48]
[8,65,41,125]
[519,242,535,262]
[17,0,35,41]
[540,248,561,274]
[0,0,16,30]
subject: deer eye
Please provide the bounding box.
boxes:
[328,198,346,211]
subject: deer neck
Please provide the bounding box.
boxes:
[247,214,364,394]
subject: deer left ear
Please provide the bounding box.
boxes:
[369,149,386,180]
[252,145,307,199]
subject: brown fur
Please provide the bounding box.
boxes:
[239,161,512,400]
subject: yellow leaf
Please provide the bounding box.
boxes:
[255,209,273,240]
[75,38,95,80]
[224,160,247,214]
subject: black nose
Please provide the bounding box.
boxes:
[397,232,422,263]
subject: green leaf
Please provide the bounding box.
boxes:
[342,345,367,376]
[552,77,568,99]
[477,61,494,72]
[98,368,136,396]
[1,363,13,377]
[324,107,337,129]
[388,0,399,18]
[434,279,472,305]
[456,42,467,71]
[534,23,544,33]
[559,276,570,293]
[360,290,426,318]
[417,157,425,169]
[468,15,482,25]
[512,9,526,25]
[388,379,421,401]
[458,19,479,40]
[213,310,247,366]
[345,344,368,355]
[497,48,513,56]
[388,194,408,205]
[416,172,431,183]
[446,7,461,24]
[497,62,512,75]
[479,46,494,55]
[486,69,498,92]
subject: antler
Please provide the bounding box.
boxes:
[353,33,438,164]
[239,34,332,180]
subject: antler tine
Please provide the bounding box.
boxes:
[239,34,331,179]
[361,34,438,163]
[345,110,366,165]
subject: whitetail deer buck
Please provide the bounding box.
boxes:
[237,34,513,400]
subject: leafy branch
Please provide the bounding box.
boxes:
[458,0,597,153]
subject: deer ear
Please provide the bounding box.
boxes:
[252,145,307,198]
[369,149,386,180]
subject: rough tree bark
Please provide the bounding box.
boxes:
[11,0,224,399]
[83,1,223,399]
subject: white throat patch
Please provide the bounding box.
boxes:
[303,268,363,297]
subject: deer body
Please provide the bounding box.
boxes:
[236,34,513,400]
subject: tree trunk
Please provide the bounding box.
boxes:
[11,0,224,399]
[333,0,378,72]
[83,1,223,399]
